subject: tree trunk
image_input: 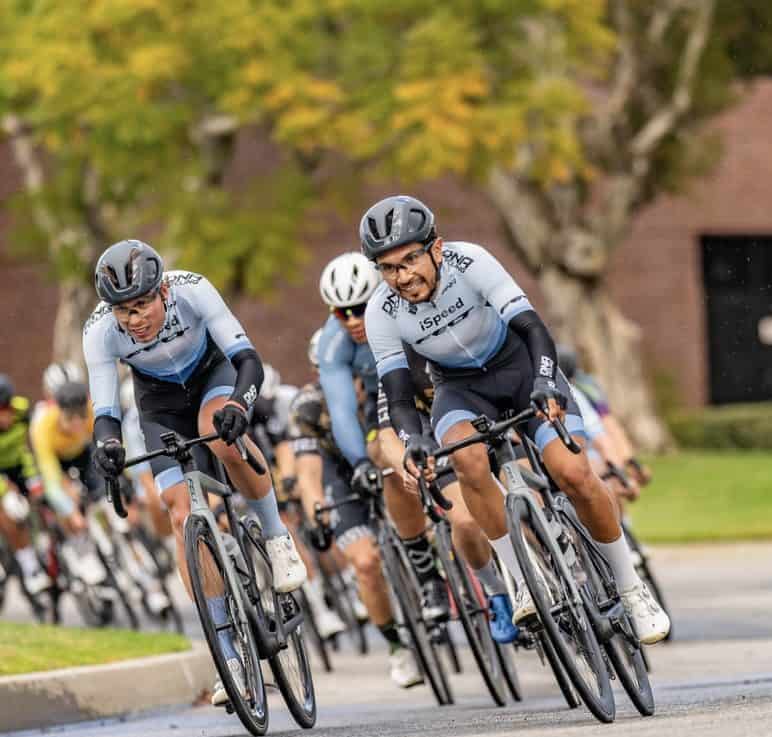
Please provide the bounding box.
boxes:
[538,267,671,451]
[52,279,97,366]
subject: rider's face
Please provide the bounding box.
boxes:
[0,407,13,431]
[112,283,168,343]
[376,238,443,304]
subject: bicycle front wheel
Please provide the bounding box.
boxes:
[185,515,268,736]
[506,494,615,723]
[243,519,316,729]
[382,537,453,706]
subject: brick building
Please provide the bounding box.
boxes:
[2,81,771,407]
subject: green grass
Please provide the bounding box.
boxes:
[628,450,772,543]
[0,622,190,677]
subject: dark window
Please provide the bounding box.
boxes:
[701,235,772,404]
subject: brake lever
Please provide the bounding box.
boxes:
[235,436,266,475]
[106,477,128,519]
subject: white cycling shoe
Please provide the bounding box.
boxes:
[512,584,538,625]
[147,590,171,615]
[265,534,307,593]
[23,570,53,596]
[389,647,423,688]
[315,607,347,640]
[211,658,247,707]
[620,581,670,644]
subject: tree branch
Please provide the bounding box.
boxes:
[487,167,554,272]
[631,0,715,158]
[1,114,58,239]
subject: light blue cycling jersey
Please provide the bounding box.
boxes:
[365,242,534,378]
[83,271,253,421]
[317,314,378,467]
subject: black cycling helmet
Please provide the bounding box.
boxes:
[54,381,89,412]
[0,374,13,407]
[94,239,163,305]
[556,344,578,380]
[359,195,436,261]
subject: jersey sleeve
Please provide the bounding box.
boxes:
[83,310,122,421]
[318,318,368,467]
[364,289,409,379]
[29,410,74,516]
[452,242,533,322]
[186,275,254,359]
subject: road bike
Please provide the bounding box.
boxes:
[108,431,316,735]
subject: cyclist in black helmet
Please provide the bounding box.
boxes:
[84,239,307,707]
[362,195,670,646]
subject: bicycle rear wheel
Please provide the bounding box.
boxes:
[382,536,453,706]
[436,522,508,706]
[243,519,316,729]
[185,515,268,736]
[506,494,615,723]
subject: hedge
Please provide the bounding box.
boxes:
[667,402,772,449]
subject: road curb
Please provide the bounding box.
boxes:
[0,642,214,733]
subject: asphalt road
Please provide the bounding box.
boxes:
[5,542,772,737]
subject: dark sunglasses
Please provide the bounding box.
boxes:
[331,302,368,320]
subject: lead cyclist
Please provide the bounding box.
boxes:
[361,196,670,646]
[83,240,307,706]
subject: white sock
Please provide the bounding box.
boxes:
[489,534,524,587]
[15,546,41,577]
[472,558,507,597]
[596,535,639,592]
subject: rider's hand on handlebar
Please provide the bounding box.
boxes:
[94,439,126,478]
[530,378,567,423]
[403,435,438,485]
[213,401,249,445]
[351,458,380,496]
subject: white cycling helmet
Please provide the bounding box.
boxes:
[259,363,281,400]
[308,328,323,368]
[319,252,381,308]
[43,361,85,397]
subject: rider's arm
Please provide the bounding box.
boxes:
[83,314,123,443]
[294,448,325,527]
[187,274,264,413]
[29,411,75,517]
[380,369,423,443]
[364,299,423,444]
[457,242,558,391]
[507,310,559,390]
[317,321,369,467]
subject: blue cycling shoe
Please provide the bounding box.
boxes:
[488,593,520,644]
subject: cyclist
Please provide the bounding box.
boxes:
[0,374,51,595]
[361,195,670,645]
[29,380,109,586]
[318,252,449,622]
[83,239,306,706]
[289,333,422,687]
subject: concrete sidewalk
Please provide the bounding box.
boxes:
[0,642,214,733]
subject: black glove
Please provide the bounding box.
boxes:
[403,434,439,472]
[530,377,567,412]
[94,439,126,479]
[351,458,380,496]
[308,522,335,552]
[213,402,249,445]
